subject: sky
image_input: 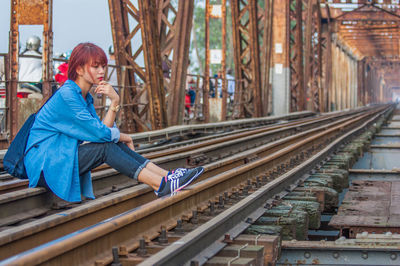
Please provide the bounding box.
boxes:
[0,0,116,57]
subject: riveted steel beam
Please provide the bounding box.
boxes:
[304,0,323,112]
[312,0,322,112]
[157,0,194,126]
[260,0,274,116]
[41,0,53,102]
[138,0,167,130]
[231,0,262,118]
[289,0,305,112]
[7,0,53,142]
[108,0,167,132]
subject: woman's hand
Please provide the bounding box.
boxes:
[95,81,120,103]
[119,132,135,151]
[126,140,135,151]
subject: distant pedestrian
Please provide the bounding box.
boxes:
[226,68,235,101]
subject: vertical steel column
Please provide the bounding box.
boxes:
[230,0,262,118]
[157,0,194,125]
[7,0,54,141]
[169,1,194,125]
[311,0,322,112]
[109,0,167,131]
[289,0,304,112]
[230,0,242,118]
[41,0,53,101]
[204,0,210,123]
[138,0,167,130]
[324,4,332,112]
[108,0,139,132]
[221,0,227,121]
[357,59,365,106]
[303,0,313,110]
[7,0,19,141]
[260,0,274,116]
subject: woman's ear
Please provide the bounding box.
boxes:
[76,66,84,76]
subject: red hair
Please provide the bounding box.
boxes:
[67,43,107,81]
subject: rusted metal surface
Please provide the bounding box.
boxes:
[330,180,400,238]
[280,238,400,265]
[41,0,53,101]
[288,0,305,112]
[260,0,274,116]
[0,111,315,162]
[317,2,400,109]
[231,0,262,118]
[17,0,45,25]
[221,0,227,121]
[6,0,54,141]
[0,108,374,261]
[8,1,19,141]
[2,105,388,265]
[157,0,194,126]
[0,112,339,231]
[108,0,136,132]
[204,0,210,123]
[304,0,314,111]
[322,4,332,112]
[313,1,323,112]
[108,0,166,132]
[138,0,167,130]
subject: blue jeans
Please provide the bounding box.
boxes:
[78,142,150,180]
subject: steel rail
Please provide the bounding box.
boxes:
[0,107,383,260]
[0,115,332,225]
[0,114,321,193]
[0,111,315,164]
[0,107,372,194]
[0,108,354,192]
[0,109,363,223]
[144,106,392,266]
[140,107,377,170]
[1,105,390,266]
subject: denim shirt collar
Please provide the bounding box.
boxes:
[64,79,94,105]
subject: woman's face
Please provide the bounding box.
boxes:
[80,62,106,85]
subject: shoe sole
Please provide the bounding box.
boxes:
[174,167,204,193]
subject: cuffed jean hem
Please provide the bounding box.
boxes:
[133,159,150,180]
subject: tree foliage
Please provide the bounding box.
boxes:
[190,1,235,76]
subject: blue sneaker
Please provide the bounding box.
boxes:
[166,168,188,180]
[155,167,204,197]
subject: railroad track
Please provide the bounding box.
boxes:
[0,111,315,169]
[0,104,392,265]
[0,108,368,231]
[0,112,317,192]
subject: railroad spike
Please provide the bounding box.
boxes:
[111,247,122,266]
[209,201,215,216]
[158,228,168,245]
[137,238,147,257]
[175,219,185,234]
[191,210,198,224]
[218,195,225,209]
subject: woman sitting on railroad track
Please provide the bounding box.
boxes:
[24,42,203,202]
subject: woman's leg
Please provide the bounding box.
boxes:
[137,168,163,190]
[78,142,162,189]
[116,142,168,176]
[145,162,168,176]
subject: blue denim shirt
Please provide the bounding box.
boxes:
[24,80,120,202]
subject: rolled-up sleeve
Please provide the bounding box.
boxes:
[110,127,120,143]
